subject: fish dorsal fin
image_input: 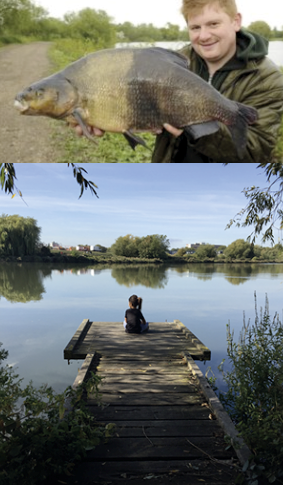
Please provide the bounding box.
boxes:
[184,121,220,140]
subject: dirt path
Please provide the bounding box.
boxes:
[0,42,63,163]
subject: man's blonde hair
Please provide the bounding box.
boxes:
[181,0,238,20]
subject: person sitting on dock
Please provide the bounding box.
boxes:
[123,295,149,334]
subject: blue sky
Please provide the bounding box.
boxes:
[0,163,273,248]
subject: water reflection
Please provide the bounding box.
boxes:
[170,263,283,285]
[111,264,168,288]
[0,263,47,303]
[1,261,282,394]
[1,263,283,302]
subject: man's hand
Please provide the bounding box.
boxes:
[71,122,183,139]
[74,125,105,137]
[163,123,183,137]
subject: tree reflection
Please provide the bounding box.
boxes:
[0,263,47,302]
[111,264,168,288]
[168,263,282,285]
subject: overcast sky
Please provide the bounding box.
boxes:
[35,0,283,30]
[0,163,276,249]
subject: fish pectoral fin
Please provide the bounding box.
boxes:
[72,109,98,144]
[123,131,148,151]
[184,121,220,141]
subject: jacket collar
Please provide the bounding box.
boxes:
[190,29,268,71]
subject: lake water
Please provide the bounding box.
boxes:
[1,262,283,393]
[116,40,283,66]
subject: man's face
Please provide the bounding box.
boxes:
[187,2,242,72]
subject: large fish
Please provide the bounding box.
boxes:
[14,47,258,158]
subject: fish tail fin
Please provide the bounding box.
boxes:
[227,103,258,159]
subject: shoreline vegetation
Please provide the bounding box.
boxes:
[1,251,283,265]
[1,216,283,265]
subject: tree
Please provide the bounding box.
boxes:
[0,0,48,36]
[160,23,182,41]
[0,214,41,257]
[174,247,187,257]
[0,163,98,199]
[0,0,21,28]
[224,239,254,260]
[195,244,217,259]
[64,8,116,48]
[110,234,169,259]
[226,162,283,244]
[138,234,170,259]
[110,234,140,257]
[248,20,272,39]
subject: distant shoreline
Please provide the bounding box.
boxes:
[0,254,282,265]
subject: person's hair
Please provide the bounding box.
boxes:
[129,294,142,310]
[181,0,238,20]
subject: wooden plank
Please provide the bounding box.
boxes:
[174,319,211,360]
[104,420,223,438]
[64,320,244,485]
[64,318,92,360]
[67,460,240,485]
[100,384,197,394]
[64,320,211,361]
[98,375,198,394]
[86,436,236,460]
[89,392,205,405]
[89,351,186,360]
[72,353,95,389]
[97,363,189,375]
[89,405,211,421]
[100,374,195,384]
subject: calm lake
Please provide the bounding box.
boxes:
[1,262,283,393]
[116,41,283,67]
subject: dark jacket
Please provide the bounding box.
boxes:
[152,29,283,163]
[125,308,145,333]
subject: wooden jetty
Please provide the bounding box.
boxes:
[64,319,250,485]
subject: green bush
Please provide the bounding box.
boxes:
[0,344,108,485]
[219,294,283,484]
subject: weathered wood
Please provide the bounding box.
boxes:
[64,318,92,360]
[97,360,189,374]
[104,419,223,437]
[174,319,211,360]
[71,353,95,389]
[98,374,198,394]
[63,319,245,485]
[88,392,205,406]
[90,404,211,421]
[70,460,240,485]
[86,436,236,460]
[64,320,211,361]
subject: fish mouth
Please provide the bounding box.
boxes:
[14,99,30,113]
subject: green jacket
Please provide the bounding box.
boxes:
[152,30,283,163]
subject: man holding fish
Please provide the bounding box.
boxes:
[152,0,283,162]
[15,0,283,162]
[75,0,283,162]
